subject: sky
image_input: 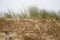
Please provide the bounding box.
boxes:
[0,0,60,13]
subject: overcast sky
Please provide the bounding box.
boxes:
[0,0,60,13]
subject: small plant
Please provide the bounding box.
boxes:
[17,11,28,19]
[3,10,17,19]
[28,7,40,19]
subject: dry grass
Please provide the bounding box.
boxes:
[0,18,60,40]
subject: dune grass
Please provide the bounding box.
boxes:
[0,6,60,20]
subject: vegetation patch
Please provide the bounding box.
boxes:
[0,7,60,40]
